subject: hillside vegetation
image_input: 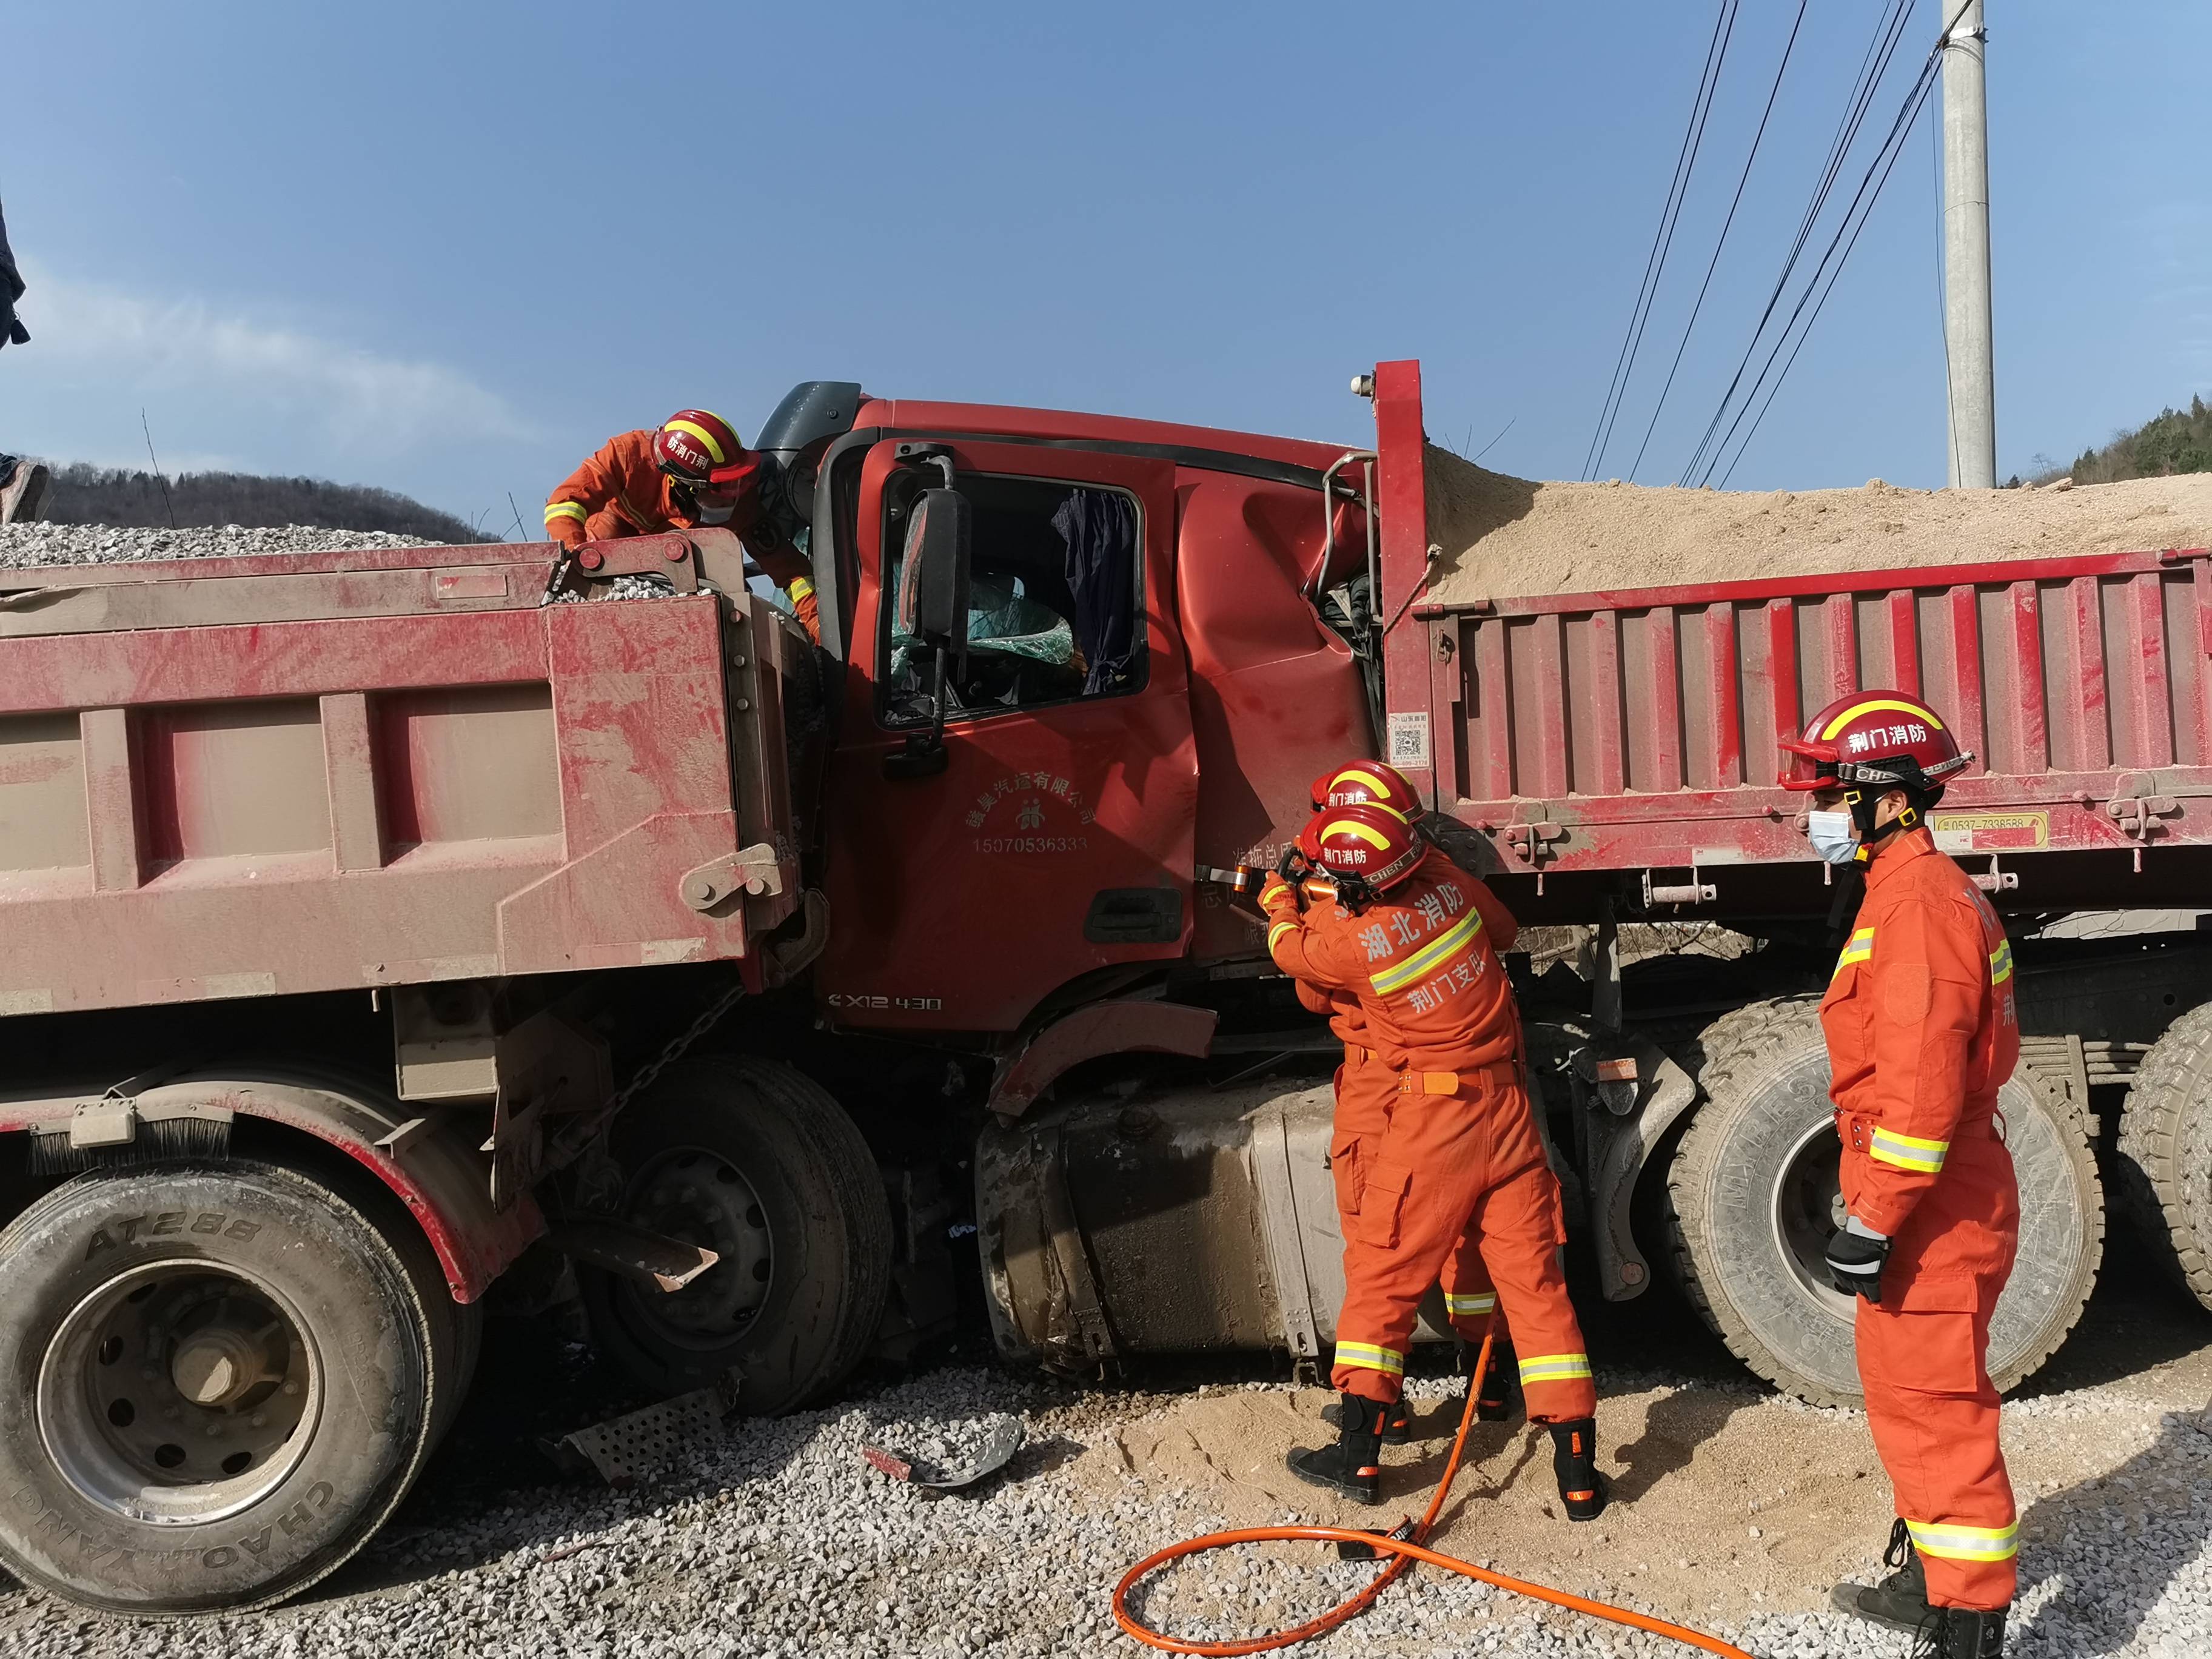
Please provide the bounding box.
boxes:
[37,464,487,543]
[2043,395,2212,486]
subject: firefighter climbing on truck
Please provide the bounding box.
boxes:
[1260,793,1604,1518]
[543,408,822,641]
[1786,691,2020,1659]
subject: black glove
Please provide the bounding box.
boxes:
[1276,842,1314,883]
[1825,1216,1891,1302]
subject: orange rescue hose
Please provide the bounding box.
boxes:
[1110,1335,1755,1658]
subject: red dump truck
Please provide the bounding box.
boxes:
[3,360,2210,1615]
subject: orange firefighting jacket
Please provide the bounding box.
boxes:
[1822,825,2020,1239]
[544,429,819,643]
[1265,849,1521,1076]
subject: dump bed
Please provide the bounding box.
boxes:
[0,532,805,1016]
[1364,361,2212,916]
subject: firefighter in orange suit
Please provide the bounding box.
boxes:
[1301,763,1520,1435]
[1261,800,1603,1517]
[1783,689,2020,1659]
[544,409,820,643]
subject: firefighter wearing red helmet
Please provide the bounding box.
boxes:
[1309,757,1505,882]
[543,410,821,643]
[1783,690,2020,1659]
[1259,801,1602,1518]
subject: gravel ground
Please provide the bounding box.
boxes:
[3,1270,2208,1659]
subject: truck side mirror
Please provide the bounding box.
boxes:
[896,488,972,651]
[885,487,973,781]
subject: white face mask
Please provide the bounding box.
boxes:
[694,498,737,525]
[1806,809,1859,866]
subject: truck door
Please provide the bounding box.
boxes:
[818,439,1195,1034]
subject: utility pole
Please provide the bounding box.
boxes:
[1941,0,1996,488]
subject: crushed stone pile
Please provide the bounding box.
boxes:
[0,523,447,568]
[1424,446,2212,603]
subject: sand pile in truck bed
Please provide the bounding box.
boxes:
[1423,445,2212,605]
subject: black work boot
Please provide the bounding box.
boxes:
[1287,1393,1386,1504]
[1914,1604,2007,1658]
[1473,1336,1518,1423]
[1322,1396,1410,1444]
[1833,1520,1933,1634]
[1548,1417,1609,1522]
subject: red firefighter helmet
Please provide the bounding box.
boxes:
[1778,690,1973,793]
[1312,802,1424,891]
[1308,759,1426,820]
[652,409,751,487]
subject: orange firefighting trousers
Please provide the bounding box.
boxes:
[1336,1045,1501,1347]
[1854,1130,2020,1610]
[1330,1059,1592,1421]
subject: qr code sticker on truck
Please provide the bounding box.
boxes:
[1387,712,1430,769]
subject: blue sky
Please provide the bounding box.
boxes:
[3,2,2206,530]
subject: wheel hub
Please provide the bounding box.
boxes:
[1771,1118,1854,1320]
[38,1265,320,1524]
[620,1148,775,1344]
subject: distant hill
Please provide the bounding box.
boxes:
[2032,396,2212,486]
[37,464,489,543]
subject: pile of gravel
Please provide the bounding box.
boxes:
[0,523,448,569]
[3,1359,2207,1659]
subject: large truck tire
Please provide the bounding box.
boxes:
[2114,1003,2212,1310]
[578,1056,891,1413]
[0,1158,454,1617]
[1664,998,2102,1407]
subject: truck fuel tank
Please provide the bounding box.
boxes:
[974,1078,1453,1375]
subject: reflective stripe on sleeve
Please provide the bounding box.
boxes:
[1267,921,1298,954]
[1869,1127,1949,1174]
[545,501,588,523]
[788,576,815,600]
[1370,910,1483,995]
[1905,1518,2018,1563]
[1989,939,2013,985]
[1517,1352,1594,1385]
[1834,926,1875,974]
[1443,1292,1496,1316]
[1334,1341,1404,1376]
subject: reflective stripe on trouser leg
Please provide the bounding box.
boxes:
[1332,1341,1405,1379]
[1441,1232,1501,1342]
[1470,1159,1597,1421]
[1857,1296,2017,1610]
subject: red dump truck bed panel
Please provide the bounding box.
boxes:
[0,542,796,1017]
[1415,548,2212,882]
[1368,357,2212,899]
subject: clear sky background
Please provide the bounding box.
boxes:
[2,2,2205,531]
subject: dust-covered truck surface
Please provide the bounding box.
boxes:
[3,362,2210,1615]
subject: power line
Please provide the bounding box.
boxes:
[1626,0,1808,483]
[1710,7,1973,486]
[1581,1,1738,481]
[1715,85,1943,487]
[1675,0,1919,486]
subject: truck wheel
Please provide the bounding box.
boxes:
[578,1057,891,1413]
[0,1158,449,1616]
[1664,999,2102,1406]
[2114,1003,2212,1309]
